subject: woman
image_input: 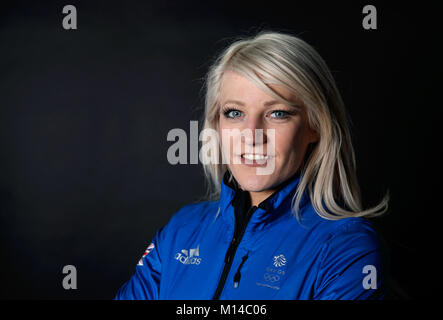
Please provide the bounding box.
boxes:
[114,31,389,300]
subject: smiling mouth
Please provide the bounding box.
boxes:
[235,153,274,167]
[241,153,273,161]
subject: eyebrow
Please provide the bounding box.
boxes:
[222,99,283,107]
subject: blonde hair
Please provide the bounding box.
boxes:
[201,31,389,220]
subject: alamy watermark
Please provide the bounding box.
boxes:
[62,265,77,290]
[62,5,77,30]
[166,121,276,175]
[362,5,377,30]
[362,264,377,290]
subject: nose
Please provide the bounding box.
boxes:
[242,114,267,146]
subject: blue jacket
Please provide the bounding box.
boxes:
[114,172,385,300]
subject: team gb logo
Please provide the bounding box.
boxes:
[273,254,287,267]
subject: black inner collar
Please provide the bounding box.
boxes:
[223,170,300,236]
[223,170,299,211]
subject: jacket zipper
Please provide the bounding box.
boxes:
[212,206,257,300]
[233,252,249,288]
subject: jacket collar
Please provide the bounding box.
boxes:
[218,170,310,226]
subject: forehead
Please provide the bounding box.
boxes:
[219,70,299,106]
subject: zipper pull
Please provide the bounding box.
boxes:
[233,273,241,289]
[233,252,249,289]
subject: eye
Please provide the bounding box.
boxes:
[269,110,291,119]
[223,108,243,119]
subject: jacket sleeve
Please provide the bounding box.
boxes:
[114,227,165,300]
[313,220,386,300]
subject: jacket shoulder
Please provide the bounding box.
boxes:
[300,204,380,246]
[327,217,379,241]
[317,217,383,257]
[167,200,220,229]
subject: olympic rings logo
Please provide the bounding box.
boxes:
[264,273,280,282]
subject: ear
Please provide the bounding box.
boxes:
[303,109,319,144]
[307,128,319,144]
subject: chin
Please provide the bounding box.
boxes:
[235,174,275,192]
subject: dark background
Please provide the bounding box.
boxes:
[0,0,441,299]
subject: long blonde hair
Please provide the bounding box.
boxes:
[201,31,389,220]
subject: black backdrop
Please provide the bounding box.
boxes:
[0,0,441,299]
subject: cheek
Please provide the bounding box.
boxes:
[218,120,229,148]
[274,124,306,160]
[218,123,241,156]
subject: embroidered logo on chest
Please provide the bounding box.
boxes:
[174,245,202,265]
[256,253,287,290]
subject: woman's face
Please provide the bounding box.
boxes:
[218,71,318,195]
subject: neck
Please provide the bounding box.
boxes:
[248,189,276,207]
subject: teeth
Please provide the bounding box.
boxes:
[242,154,271,160]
